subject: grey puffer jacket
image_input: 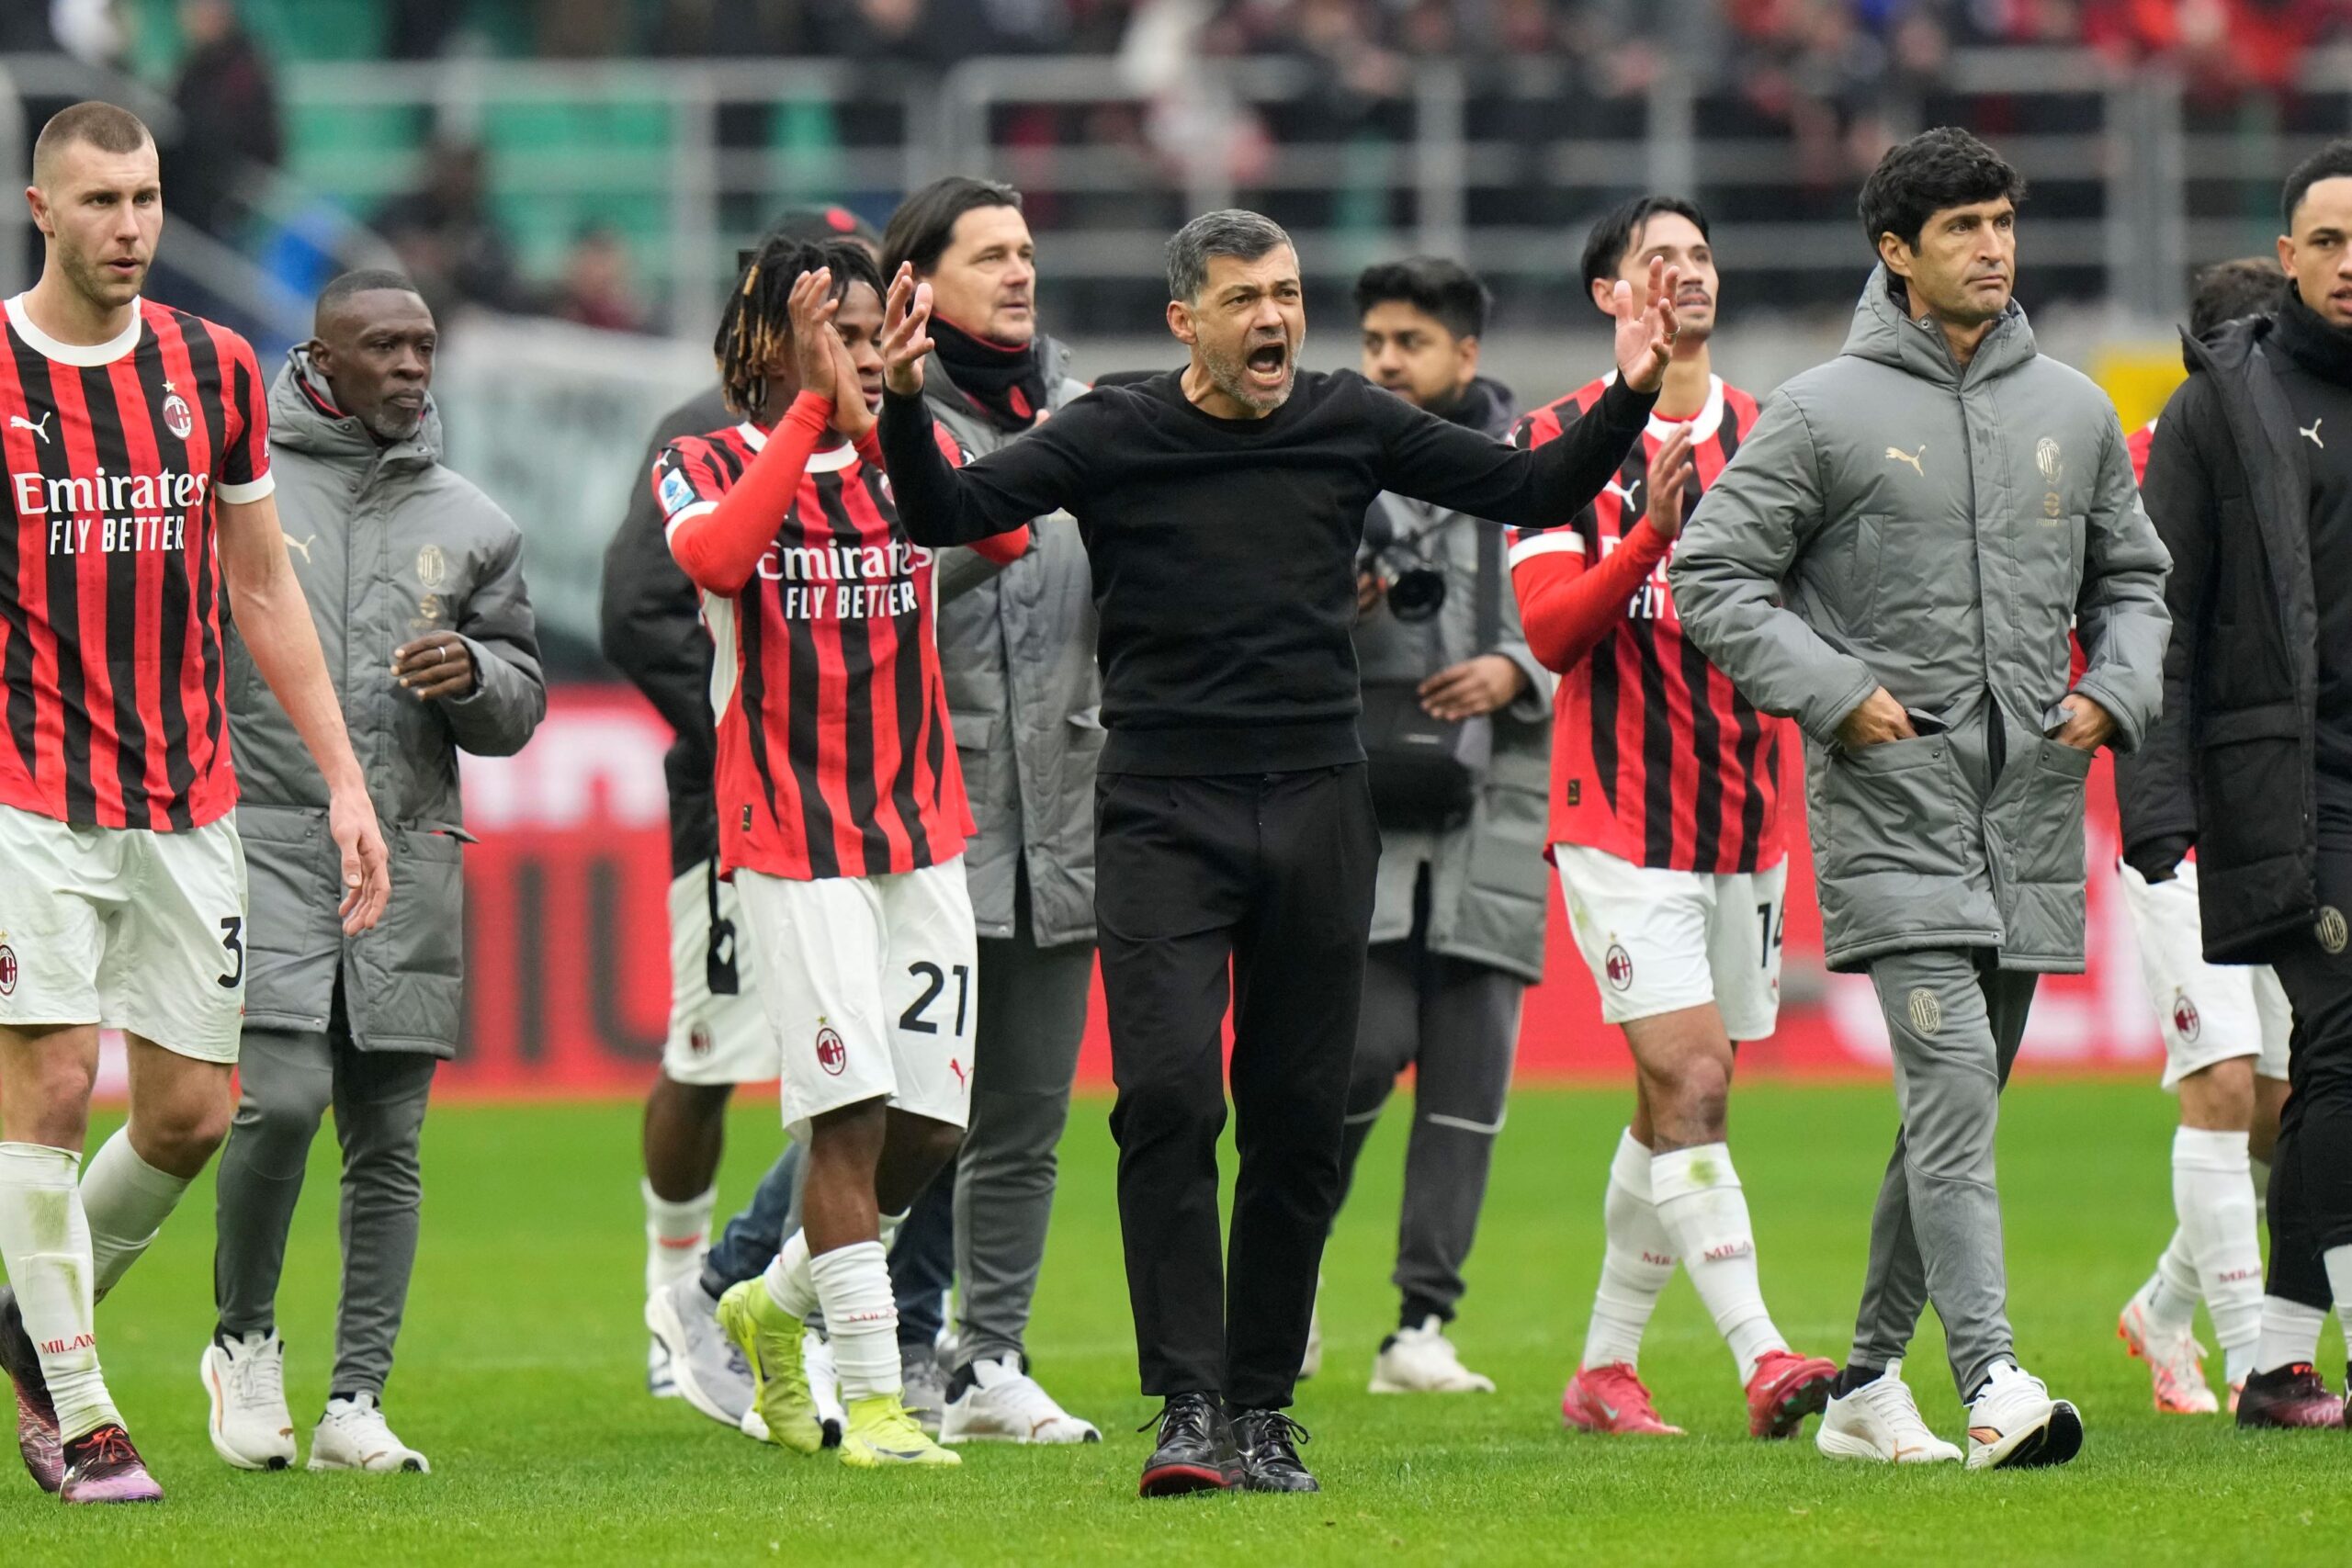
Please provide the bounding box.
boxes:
[924,334,1101,948]
[1669,268,2169,973]
[228,353,545,1054]
[1356,377,1553,983]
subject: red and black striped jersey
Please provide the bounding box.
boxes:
[654,420,972,882]
[0,295,271,831]
[1508,373,1791,873]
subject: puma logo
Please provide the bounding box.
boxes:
[2303,418,2325,449]
[282,533,319,564]
[1886,444,1926,476]
[1604,478,1644,507]
[9,412,51,444]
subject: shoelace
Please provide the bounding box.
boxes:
[1136,1397,1215,1438]
[233,1341,286,1410]
[1242,1411,1312,1450]
[78,1426,139,1467]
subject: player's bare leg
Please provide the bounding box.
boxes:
[2122,1057,2258,1413]
[722,1101,963,1466]
[640,1073,731,1398]
[1626,1005,1829,1437]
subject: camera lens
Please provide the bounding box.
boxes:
[1386,568,1447,623]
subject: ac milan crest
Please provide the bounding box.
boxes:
[815,1026,846,1077]
[161,382,193,441]
[1603,943,1634,992]
[2171,995,2201,1043]
[0,943,15,998]
[688,1022,714,1057]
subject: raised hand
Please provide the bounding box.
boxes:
[826,327,876,441]
[882,262,935,397]
[1645,423,1696,541]
[786,267,842,403]
[1612,255,1681,395]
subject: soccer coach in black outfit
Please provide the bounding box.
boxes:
[871,210,1677,1495]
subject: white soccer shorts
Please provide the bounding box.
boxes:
[2118,858,2291,1088]
[660,860,779,1086]
[0,803,246,1062]
[1555,842,1786,1041]
[733,854,977,1141]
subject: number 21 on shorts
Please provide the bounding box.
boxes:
[900,961,971,1039]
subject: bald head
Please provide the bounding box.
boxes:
[31,102,153,189]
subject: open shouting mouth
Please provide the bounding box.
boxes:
[1243,338,1289,392]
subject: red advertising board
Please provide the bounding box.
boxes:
[434,688,2168,1098]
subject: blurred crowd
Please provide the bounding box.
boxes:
[8,0,2352,333]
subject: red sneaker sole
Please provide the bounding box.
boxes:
[1138,1462,1233,1497]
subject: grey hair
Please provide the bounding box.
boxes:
[1166,209,1295,302]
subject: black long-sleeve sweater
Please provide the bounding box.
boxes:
[879,367,1655,775]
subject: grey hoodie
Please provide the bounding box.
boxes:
[1668,267,2170,972]
[228,352,544,1054]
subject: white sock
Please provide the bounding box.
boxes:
[763,1229,820,1320]
[879,1208,909,1255]
[2142,1229,2200,1332]
[2325,1245,2352,1323]
[642,1179,716,1298]
[2251,1155,2271,1225]
[2255,1296,2327,1374]
[809,1240,898,1401]
[79,1129,191,1303]
[1651,1143,1785,1384]
[2172,1126,2264,1385]
[0,1142,117,1440]
[1582,1129,1674,1371]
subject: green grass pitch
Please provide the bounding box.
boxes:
[6,1080,2349,1564]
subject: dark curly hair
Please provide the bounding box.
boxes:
[1580,195,1710,295]
[714,236,884,418]
[2283,140,2352,231]
[1858,128,2026,255]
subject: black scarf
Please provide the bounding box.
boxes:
[2277,287,2352,389]
[932,316,1049,433]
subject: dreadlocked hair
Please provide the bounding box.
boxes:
[714,236,885,418]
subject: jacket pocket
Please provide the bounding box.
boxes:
[952,709,1002,818]
[1826,513,1884,633]
[2006,735,2095,887]
[1819,734,1964,883]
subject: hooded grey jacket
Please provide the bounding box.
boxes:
[1356,376,1553,983]
[228,353,545,1055]
[1668,268,2169,973]
[922,335,1102,948]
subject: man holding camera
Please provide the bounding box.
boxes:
[1319,259,1552,1393]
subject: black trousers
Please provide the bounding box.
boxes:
[2262,844,2352,1309]
[1096,764,1381,1410]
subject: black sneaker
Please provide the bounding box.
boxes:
[1233,1408,1317,1493]
[2236,1363,2346,1429]
[1136,1393,1239,1497]
[0,1289,62,1494]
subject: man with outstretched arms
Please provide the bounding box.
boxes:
[873,209,1669,1495]
[657,237,1026,1472]
[1510,194,1836,1440]
[1670,128,2169,1471]
[0,101,390,1505]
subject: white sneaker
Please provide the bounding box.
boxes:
[646,1275,754,1430]
[1963,1362,2083,1471]
[308,1393,430,1473]
[802,1329,846,1447]
[1369,1316,1495,1393]
[1299,1275,1323,1380]
[939,1355,1102,1444]
[2116,1292,2220,1415]
[647,1337,679,1399]
[199,1329,296,1471]
[1816,1361,1962,1464]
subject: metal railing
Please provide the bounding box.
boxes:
[266,44,2352,328]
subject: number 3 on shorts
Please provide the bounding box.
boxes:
[899,961,970,1038]
[218,915,244,988]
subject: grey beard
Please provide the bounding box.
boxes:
[1204,343,1293,412]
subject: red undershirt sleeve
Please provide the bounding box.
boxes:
[666,390,835,595]
[1510,520,1672,672]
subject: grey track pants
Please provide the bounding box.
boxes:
[1849,947,2038,1400]
[953,888,1093,1371]
[213,1003,437,1401]
[1333,937,1522,1327]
